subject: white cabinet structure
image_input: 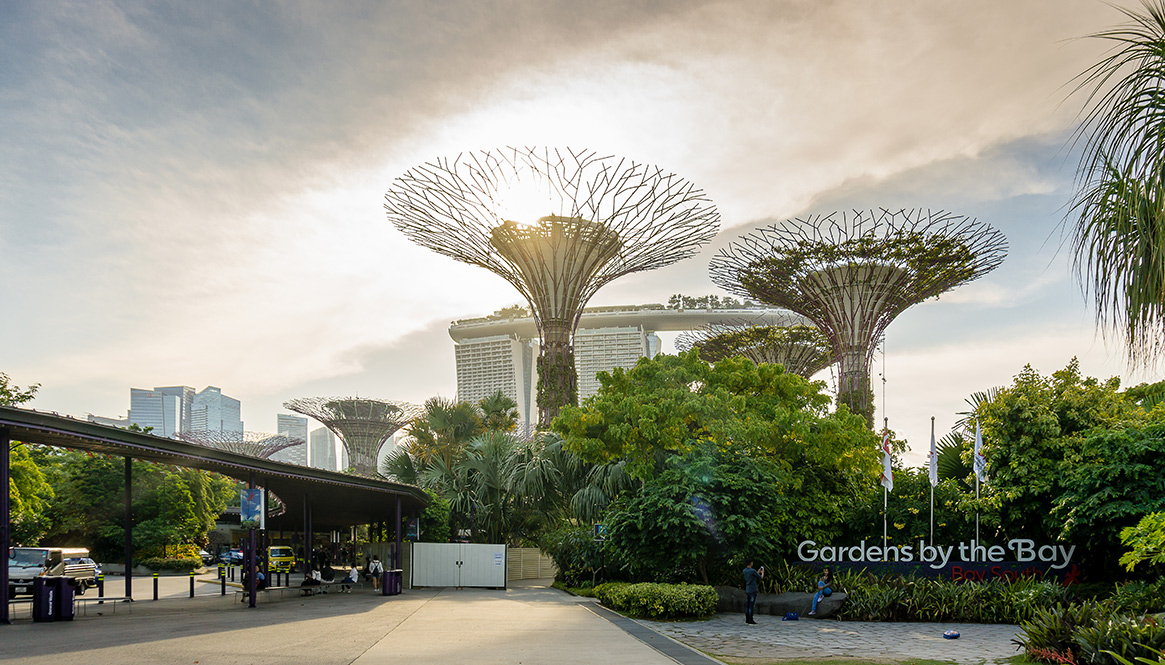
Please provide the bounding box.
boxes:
[411,543,507,589]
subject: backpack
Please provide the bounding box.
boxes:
[369,560,383,575]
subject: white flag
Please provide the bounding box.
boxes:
[973,419,987,483]
[928,424,938,488]
[880,429,893,492]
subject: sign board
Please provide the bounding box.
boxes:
[240,489,264,530]
[796,539,1083,583]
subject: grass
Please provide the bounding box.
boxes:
[712,657,1036,665]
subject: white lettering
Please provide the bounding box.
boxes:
[797,540,818,561]
[1038,545,1057,562]
[988,546,1005,562]
[1051,545,1076,570]
[1009,539,1036,562]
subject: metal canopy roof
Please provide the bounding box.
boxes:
[0,406,428,532]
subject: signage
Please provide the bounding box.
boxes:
[796,539,1082,583]
[240,489,264,530]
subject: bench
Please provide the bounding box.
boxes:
[75,596,132,616]
[232,586,295,602]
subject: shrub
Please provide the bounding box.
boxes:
[1017,602,1109,662]
[596,582,717,620]
[1108,580,1165,615]
[1074,616,1165,665]
[540,525,609,587]
[137,556,202,572]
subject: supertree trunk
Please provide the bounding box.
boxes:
[536,321,576,426]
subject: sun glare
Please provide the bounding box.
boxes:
[495,176,561,226]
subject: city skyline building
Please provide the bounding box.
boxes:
[310,426,337,471]
[271,414,310,466]
[190,386,243,433]
[449,305,805,429]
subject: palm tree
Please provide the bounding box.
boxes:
[1071,0,1165,366]
[405,397,482,468]
[478,390,519,433]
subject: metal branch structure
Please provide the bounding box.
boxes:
[676,323,834,377]
[283,397,421,477]
[709,209,1007,427]
[177,430,303,459]
[385,146,720,426]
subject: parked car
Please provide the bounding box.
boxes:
[198,549,215,565]
[218,548,243,565]
[9,547,97,597]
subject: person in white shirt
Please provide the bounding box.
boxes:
[368,556,384,591]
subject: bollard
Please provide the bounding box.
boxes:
[218,563,224,580]
[153,572,159,600]
[189,570,195,598]
[220,570,226,596]
[97,574,105,604]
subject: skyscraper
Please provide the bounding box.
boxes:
[128,388,185,437]
[270,414,309,466]
[309,427,337,471]
[190,386,243,433]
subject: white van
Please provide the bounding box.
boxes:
[7,547,98,597]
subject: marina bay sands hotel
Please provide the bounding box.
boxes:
[449,304,803,430]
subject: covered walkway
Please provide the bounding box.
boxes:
[1,405,428,623]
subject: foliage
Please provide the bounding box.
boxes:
[1074,616,1165,665]
[540,524,609,587]
[405,396,483,469]
[976,360,1140,556]
[1017,602,1109,664]
[601,442,791,584]
[667,293,757,310]
[554,351,877,582]
[137,556,202,572]
[418,489,452,543]
[30,449,233,561]
[842,468,972,547]
[1119,512,1165,572]
[479,390,519,433]
[595,581,718,619]
[1053,421,1165,568]
[0,372,39,407]
[1069,0,1165,367]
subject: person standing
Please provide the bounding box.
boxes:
[368,555,384,591]
[743,560,764,624]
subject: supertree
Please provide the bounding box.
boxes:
[283,397,421,477]
[676,323,833,377]
[178,430,303,459]
[709,209,1007,427]
[385,146,720,426]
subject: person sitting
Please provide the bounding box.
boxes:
[340,565,359,593]
[809,567,833,615]
[299,566,322,596]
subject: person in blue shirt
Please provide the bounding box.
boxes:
[742,560,764,624]
[810,567,833,615]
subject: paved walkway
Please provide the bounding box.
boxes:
[0,578,1024,665]
[644,611,1024,664]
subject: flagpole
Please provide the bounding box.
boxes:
[929,416,935,544]
[974,418,981,547]
[883,417,889,552]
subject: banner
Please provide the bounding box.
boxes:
[240,488,264,530]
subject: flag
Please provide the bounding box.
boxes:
[880,429,893,492]
[973,419,987,483]
[928,424,938,488]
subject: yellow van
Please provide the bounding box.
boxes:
[267,546,296,573]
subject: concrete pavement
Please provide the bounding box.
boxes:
[0,578,1025,665]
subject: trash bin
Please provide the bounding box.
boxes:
[32,577,58,623]
[381,569,402,596]
[55,577,77,621]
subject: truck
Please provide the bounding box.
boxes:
[7,547,99,597]
[267,546,296,573]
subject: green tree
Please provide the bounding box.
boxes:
[1053,416,1165,573]
[405,397,482,469]
[1119,511,1165,572]
[554,351,878,578]
[842,468,971,548]
[977,359,1137,546]
[2,372,53,544]
[478,390,519,433]
[1069,1,1165,366]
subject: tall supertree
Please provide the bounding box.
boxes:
[178,430,303,459]
[676,323,833,378]
[385,146,720,426]
[283,397,421,477]
[709,209,1006,427]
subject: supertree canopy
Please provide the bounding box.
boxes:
[709,209,1006,427]
[178,430,303,459]
[676,323,833,378]
[385,146,720,426]
[283,397,421,477]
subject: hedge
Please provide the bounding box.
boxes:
[595,582,717,619]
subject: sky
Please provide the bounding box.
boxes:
[1,0,1156,466]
